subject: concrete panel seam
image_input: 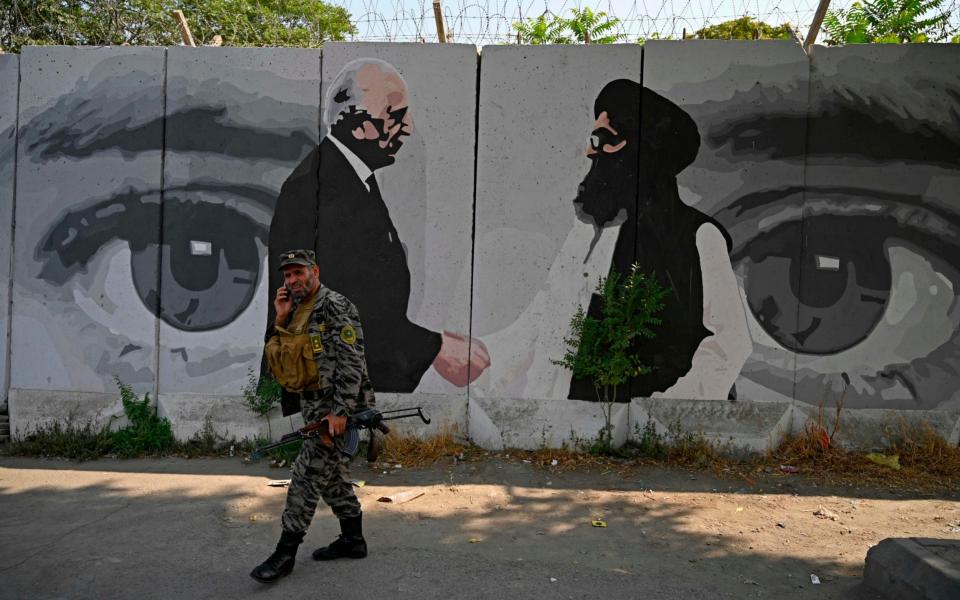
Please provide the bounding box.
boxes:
[154,47,169,403]
[4,55,21,410]
[465,46,481,440]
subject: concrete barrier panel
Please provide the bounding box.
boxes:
[158,47,320,396]
[792,403,960,450]
[470,44,642,407]
[9,388,125,439]
[295,42,478,400]
[643,40,809,403]
[800,45,960,411]
[10,47,165,397]
[470,396,628,451]
[630,397,793,455]
[0,55,18,404]
[369,392,467,440]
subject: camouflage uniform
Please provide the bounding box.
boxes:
[266,280,368,534]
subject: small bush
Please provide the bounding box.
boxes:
[632,419,666,459]
[109,378,175,457]
[242,368,282,439]
[664,421,719,468]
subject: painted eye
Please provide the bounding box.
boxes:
[731,193,960,356]
[37,185,271,332]
[154,197,265,330]
[722,186,960,407]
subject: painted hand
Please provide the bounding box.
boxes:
[432,331,491,387]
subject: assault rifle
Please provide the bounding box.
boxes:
[251,407,431,462]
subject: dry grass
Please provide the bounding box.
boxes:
[377,425,477,468]
[373,414,959,493]
[757,416,960,491]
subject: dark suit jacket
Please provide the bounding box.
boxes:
[268,137,441,411]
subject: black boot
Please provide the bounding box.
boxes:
[312,515,367,560]
[250,530,305,583]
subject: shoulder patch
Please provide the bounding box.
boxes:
[339,324,357,345]
[310,335,324,354]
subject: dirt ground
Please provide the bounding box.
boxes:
[1,454,958,599]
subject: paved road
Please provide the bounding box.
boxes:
[0,456,910,599]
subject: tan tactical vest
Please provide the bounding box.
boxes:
[265,290,321,392]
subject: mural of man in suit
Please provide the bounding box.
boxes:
[269,58,488,409]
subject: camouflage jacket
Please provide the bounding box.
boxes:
[266,285,371,423]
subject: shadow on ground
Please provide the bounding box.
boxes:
[0,456,930,599]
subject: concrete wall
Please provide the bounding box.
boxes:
[1,43,958,451]
[0,55,18,409]
[156,47,321,439]
[470,44,642,446]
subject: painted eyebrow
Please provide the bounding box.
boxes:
[701,88,960,167]
[716,185,960,261]
[25,107,316,162]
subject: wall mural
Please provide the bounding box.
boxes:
[2,43,957,412]
[270,44,482,409]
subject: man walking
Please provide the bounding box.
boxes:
[251,249,369,583]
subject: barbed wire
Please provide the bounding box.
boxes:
[332,0,959,44]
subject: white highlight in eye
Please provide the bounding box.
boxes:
[815,255,840,270]
[190,240,213,256]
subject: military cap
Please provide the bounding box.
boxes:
[277,249,317,270]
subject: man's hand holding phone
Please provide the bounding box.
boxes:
[274,285,293,327]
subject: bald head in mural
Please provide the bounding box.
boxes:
[269,58,488,414]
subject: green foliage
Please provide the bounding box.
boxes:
[242,368,281,439]
[3,421,113,460]
[512,8,623,44]
[268,438,302,464]
[554,263,668,451]
[3,379,177,459]
[555,264,668,397]
[1,0,355,53]
[565,7,624,44]
[512,12,571,44]
[823,0,955,45]
[110,378,175,456]
[694,16,794,40]
[242,368,281,418]
[636,32,672,45]
[633,419,667,459]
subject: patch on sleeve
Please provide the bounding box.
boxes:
[310,335,324,354]
[339,324,357,346]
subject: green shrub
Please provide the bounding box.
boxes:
[554,263,668,453]
[108,378,175,457]
[242,368,282,438]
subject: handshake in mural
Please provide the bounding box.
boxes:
[432,331,490,387]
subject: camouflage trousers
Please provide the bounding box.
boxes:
[281,437,361,534]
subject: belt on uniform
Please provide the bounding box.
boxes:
[298,388,332,401]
